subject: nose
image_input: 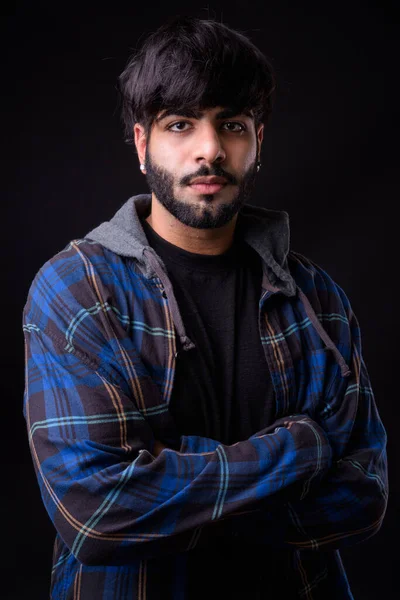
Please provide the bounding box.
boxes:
[194,123,227,166]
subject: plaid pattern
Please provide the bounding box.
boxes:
[23,230,388,599]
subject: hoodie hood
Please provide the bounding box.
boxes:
[85,194,296,295]
[85,194,350,377]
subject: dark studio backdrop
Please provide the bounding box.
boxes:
[3,2,398,598]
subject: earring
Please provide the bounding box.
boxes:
[140,163,146,171]
[256,161,261,173]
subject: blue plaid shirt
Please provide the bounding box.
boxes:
[23,196,388,599]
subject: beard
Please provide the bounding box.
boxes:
[142,145,259,230]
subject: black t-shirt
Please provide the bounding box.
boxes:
[141,217,297,599]
[141,217,275,445]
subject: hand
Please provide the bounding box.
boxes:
[153,439,168,457]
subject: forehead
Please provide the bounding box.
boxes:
[155,106,254,124]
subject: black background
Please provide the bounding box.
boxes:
[3,1,398,598]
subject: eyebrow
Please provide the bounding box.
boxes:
[155,107,254,124]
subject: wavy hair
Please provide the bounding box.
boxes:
[118,15,276,144]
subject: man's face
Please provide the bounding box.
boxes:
[134,106,264,230]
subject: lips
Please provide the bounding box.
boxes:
[189,182,226,194]
[190,177,228,185]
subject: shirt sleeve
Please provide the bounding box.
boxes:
[215,280,389,552]
[23,287,332,567]
[282,288,388,551]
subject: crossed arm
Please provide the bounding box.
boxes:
[22,250,388,567]
[23,320,387,567]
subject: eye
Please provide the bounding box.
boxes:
[223,122,247,133]
[167,121,191,132]
[166,121,247,133]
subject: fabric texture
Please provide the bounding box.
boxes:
[23,194,388,599]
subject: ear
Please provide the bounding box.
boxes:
[257,123,264,159]
[133,123,147,166]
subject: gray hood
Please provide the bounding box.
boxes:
[85,193,297,295]
[85,194,350,376]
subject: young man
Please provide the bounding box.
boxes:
[23,15,388,599]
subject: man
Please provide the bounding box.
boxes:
[23,15,388,599]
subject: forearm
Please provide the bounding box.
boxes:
[30,407,331,565]
[222,450,387,552]
[24,324,333,566]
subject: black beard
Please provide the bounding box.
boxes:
[143,147,259,230]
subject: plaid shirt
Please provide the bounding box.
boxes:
[23,198,388,599]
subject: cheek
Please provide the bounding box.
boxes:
[154,143,183,171]
[232,153,255,176]
[227,140,255,166]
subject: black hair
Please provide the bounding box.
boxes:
[118,15,276,145]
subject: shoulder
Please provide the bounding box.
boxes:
[24,239,116,323]
[22,239,142,366]
[288,250,352,316]
[288,250,349,310]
